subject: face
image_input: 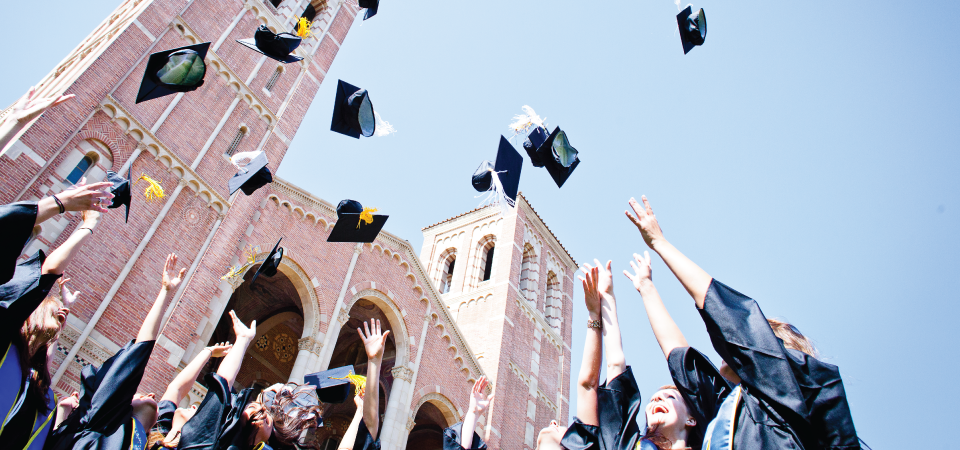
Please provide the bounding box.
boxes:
[171,405,198,431]
[242,401,274,445]
[131,393,160,428]
[535,420,567,450]
[718,361,742,385]
[644,389,693,433]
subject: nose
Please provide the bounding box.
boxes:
[191,405,197,410]
[146,393,156,399]
[550,420,558,427]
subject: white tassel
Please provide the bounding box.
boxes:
[475,169,515,216]
[508,105,547,136]
[230,151,261,172]
[374,111,396,136]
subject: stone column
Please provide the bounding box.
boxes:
[288,336,319,382]
[379,365,414,448]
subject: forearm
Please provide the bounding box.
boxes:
[651,239,712,309]
[637,280,689,359]
[41,225,93,275]
[0,118,24,154]
[461,411,478,449]
[54,407,72,429]
[339,409,364,450]
[576,313,602,426]
[136,287,172,342]
[363,358,382,438]
[35,197,60,227]
[162,348,212,403]
[600,293,625,382]
[217,337,252,387]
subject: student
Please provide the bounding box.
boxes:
[44,253,187,450]
[0,209,102,450]
[442,376,494,450]
[147,342,233,449]
[0,86,75,154]
[624,196,861,449]
[337,319,390,450]
[338,393,366,450]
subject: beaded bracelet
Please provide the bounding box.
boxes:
[587,318,602,329]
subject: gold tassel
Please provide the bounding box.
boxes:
[296,17,312,37]
[137,174,165,201]
[332,372,367,396]
[357,207,377,228]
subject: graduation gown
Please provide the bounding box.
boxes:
[352,418,380,450]
[666,346,734,450]
[559,419,600,450]
[0,201,39,285]
[697,279,861,450]
[442,421,486,450]
[0,250,61,450]
[152,400,178,437]
[44,340,155,450]
[177,372,257,450]
[560,367,642,450]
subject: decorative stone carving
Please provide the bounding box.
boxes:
[337,308,349,325]
[406,417,416,431]
[391,366,413,382]
[298,336,316,352]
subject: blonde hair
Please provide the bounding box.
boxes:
[767,319,818,357]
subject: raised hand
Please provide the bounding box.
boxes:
[358,319,390,360]
[229,310,257,341]
[55,391,80,428]
[595,259,614,298]
[625,196,665,250]
[60,177,115,213]
[206,342,233,358]
[623,251,654,292]
[161,253,187,290]
[353,393,364,409]
[7,86,75,124]
[58,277,80,307]
[579,263,601,316]
[469,376,494,415]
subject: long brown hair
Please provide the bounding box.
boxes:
[767,319,818,357]
[262,387,323,449]
[17,295,63,414]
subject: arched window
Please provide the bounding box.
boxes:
[301,4,317,23]
[482,246,495,281]
[269,0,282,8]
[265,66,283,92]
[225,125,248,156]
[436,249,457,294]
[519,243,538,304]
[470,235,496,289]
[544,272,562,330]
[65,152,99,185]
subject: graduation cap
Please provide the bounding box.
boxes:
[358,0,379,20]
[472,136,523,208]
[677,5,707,54]
[228,151,274,196]
[304,366,364,404]
[534,127,580,188]
[237,25,304,63]
[135,42,211,104]
[327,199,388,243]
[522,126,549,168]
[250,238,283,285]
[106,166,131,223]
[330,80,375,139]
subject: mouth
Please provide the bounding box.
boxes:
[652,404,669,414]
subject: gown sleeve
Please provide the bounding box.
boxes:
[177,373,235,450]
[698,279,809,418]
[352,418,381,450]
[0,250,60,337]
[0,201,39,286]
[790,352,861,449]
[442,422,487,450]
[667,347,733,450]
[595,366,642,450]
[152,400,178,436]
[559,418,601,450]
[78,340,156,433]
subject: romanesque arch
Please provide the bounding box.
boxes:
[407,392,459,450]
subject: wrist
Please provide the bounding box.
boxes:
[586,310,601,320]
[649,237,669,252]
[636,278,655,291]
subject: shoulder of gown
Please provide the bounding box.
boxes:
[0,201,39,285]
[442,421,487,450]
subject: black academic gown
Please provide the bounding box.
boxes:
[152,400,178,437]
[177,372,258,450]
[0,201,40,285]
[44,340,155,450]
[442,421,486,450]
[0,250,61,450]
[352,418,380,450]
[560,367,642,450]
[667,347,734,450]
[698,279,861,450]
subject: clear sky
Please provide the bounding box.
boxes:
[3,0,959,446]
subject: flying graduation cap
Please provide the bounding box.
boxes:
[237,25,304,63]
[473,136,523,214]
[106,166,132,223]
[531,127,580,188]
[327,199,388,243]
[677,5,707,54]
[228,151,274,196]
[358,0,379,20]
[330,80,376,139]
[250,238,283,286]
[522,126,549,168]
[135,42,211,104]
[304,366,365,404]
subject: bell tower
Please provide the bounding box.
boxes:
[421,195,577,449]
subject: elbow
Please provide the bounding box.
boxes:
[577,372,599,391]
[606,357,626,376]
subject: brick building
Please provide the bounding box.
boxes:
[0,0,576,448]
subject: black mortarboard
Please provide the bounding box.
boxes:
[236,25,304,63]
[135,42,211,104]
[330,80,376,139]
[304,366,355,404]
[471,136,523,203]
[523,126,549,168]
[228,151,274,196]
[250,238,283,285]
[535,127,580,188]
[677,5,707,54]
[106,165,132,223]
[358,0,379,20]
[327,199,388,243]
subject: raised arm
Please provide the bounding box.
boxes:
[575,263,603,426]
[358,318,390,439]
[625,196,712,309]
[624,251,689,359]
[594,259,625,383]
[136,253,186,343]
[216,311,256,388]
[161,342,232,404]
[33,178,114,227]
[338,394,365,450]
[41,209,102,275]
[0,86,75,154]
[460,376,493,449]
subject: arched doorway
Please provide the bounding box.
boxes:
[314,298,397,445]
[406,399,455,450]
[199,264,305,392]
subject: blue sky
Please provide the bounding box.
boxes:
[4,0,959,446]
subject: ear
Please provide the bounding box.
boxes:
[686,416,697,427]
